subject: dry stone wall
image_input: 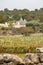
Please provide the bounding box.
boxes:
[0,53,43,65]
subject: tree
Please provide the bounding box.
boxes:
[0,13,8,23]
[8,21,13,29]
[39,13,43,22]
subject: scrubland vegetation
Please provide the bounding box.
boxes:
[0,8,43,22]
[0,8,43,54]
[0,34,43,53]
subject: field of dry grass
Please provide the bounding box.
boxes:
[0,33,43,53]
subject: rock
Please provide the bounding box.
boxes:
[37,63,42,65]
[0,63,7,65]
[23,58,34,65]
[30,54,39,64]
[7,62,14,65]
[0,53,43,65]
[25,53,39,64]
[36,48,43,53]
[0,55,4,64]
[3,54,13,63]
[38,53,43,62]
[3,54,25,65]
[12,55,25,65]
[41,63,43,65]
[25,53,32,59]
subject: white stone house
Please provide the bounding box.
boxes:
[0,22,8,27]
[0,18,27,28]
[13,18,27,28]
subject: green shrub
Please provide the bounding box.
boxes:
[26,23,34,27]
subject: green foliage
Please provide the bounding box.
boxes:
[1,27,6,30]
[40,27,43,33]
[26,23,34,27]
[34,24,40,26]
[0,8,43,23]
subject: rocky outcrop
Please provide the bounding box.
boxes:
[0,53,43,65]
[24,53,43,65]
[0,54,25,65]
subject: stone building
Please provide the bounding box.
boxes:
[13,18,27,28]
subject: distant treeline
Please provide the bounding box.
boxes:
[0,8,43,23]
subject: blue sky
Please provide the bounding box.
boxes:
[0,0,43,10]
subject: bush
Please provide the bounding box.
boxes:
[26,23,34,27]
[1,27,5,30]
